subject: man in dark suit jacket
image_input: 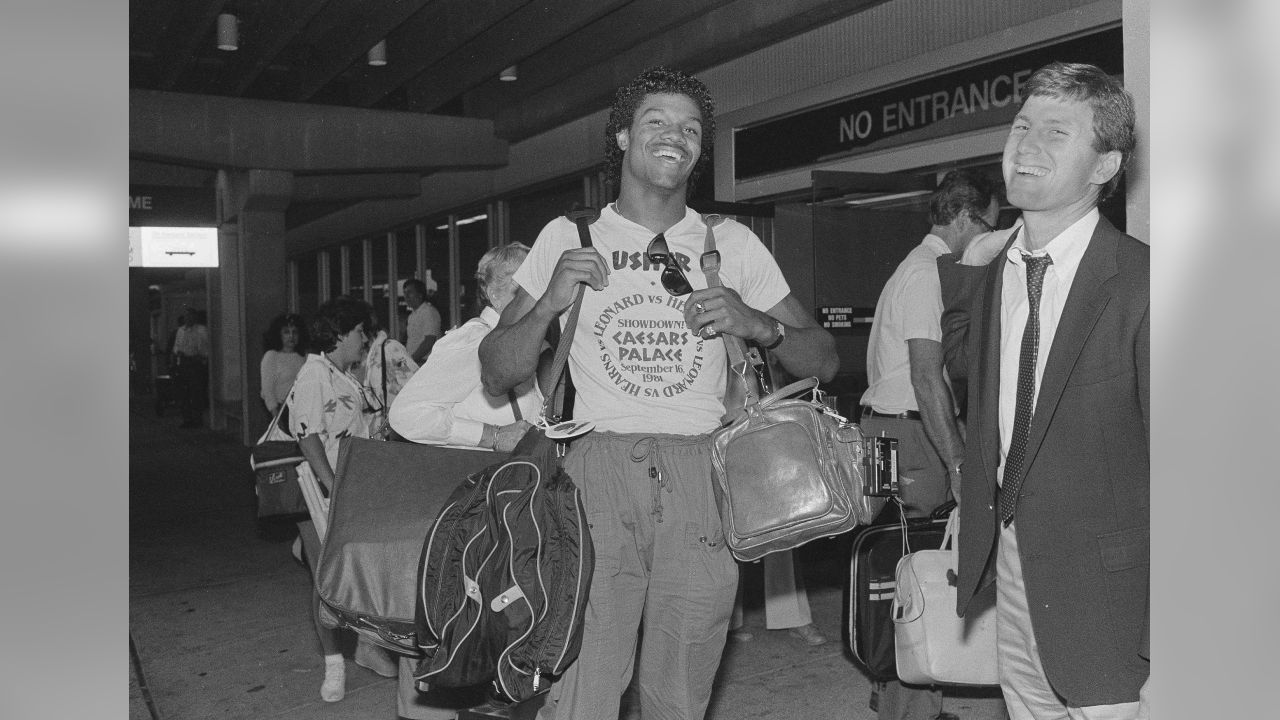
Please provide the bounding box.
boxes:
[938,62,1149,719]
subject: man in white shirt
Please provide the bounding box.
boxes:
[172,306,210,428]
[478,67,838,720]
[860,169,1000,720]
[402,278,442,364]
[939,62,1149,720]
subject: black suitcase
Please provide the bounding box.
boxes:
[846,501,954,680]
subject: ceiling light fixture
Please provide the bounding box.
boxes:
[499,65,518,82]
[216,13,239,52]
[367,40,387,67]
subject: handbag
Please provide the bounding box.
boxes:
[250,402,308,518]
[701,215,893,561]
[892,511,999,686]
[709,377,890,561]
[847,501,953,680]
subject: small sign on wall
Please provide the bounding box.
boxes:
[129,226,219,267]
[817,306,874,334]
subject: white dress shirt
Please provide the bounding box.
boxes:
[389,306,542,447]
[405,302,442,356]
[996,209,1098,486]
[173,323,210,358]
[861,234,950,413]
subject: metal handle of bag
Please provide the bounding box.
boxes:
[537,206,600,423]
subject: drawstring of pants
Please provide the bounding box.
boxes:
[630,437,673,523]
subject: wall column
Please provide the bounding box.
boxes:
[216,169,294,444]
[1123,0,1150,243]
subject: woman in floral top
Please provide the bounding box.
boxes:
[285,296,396,702]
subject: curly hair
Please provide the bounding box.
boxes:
[310,296,373,353]
[262,312,310,355]
[604,66,716,195]
[1021,61,1136,202]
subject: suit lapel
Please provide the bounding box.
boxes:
[1020,218,1121,477]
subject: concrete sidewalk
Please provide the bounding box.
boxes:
[128,395,1006,720]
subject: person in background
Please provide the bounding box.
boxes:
[939,61,1148,720]
[259,313,309,416]
[728,550,826,646]
[387,242,541,719]
[477,67,838,720]
[172,306,211,428]
[285,295,398,702]
[403,278,443,365]
[359,312,418,440]
[860,168,1001,720]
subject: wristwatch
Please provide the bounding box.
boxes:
[763,317,785,350]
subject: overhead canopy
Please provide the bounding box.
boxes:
[130,90,508,173]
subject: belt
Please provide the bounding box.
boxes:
[861,407,921,421]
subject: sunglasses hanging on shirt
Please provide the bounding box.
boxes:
[646,233,694,296]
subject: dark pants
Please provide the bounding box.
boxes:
[175,357,208,425]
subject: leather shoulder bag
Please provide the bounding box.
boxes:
[700,216,894,561]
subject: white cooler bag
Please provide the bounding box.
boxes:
[892,513,998,686]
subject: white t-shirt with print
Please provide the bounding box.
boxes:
[513,205,789,435]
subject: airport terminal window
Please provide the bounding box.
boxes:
[326,248,342,301]
[347,242,365,300]
[296,251,318,315]
[424,220,450,327]
[508,178,581,247]
[370,234,390,333]
[394,226,418,338]
[456,210,489,323]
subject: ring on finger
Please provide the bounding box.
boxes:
[703,322,715,337]
[694,301,705,313]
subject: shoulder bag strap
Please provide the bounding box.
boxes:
[538,205,600,423]
[507,390,522,422]
[699,214,767,418]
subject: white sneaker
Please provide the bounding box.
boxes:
[320,654,345,702]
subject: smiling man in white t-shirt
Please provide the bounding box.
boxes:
[479,67,837,720]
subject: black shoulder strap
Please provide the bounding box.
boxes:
[275,401,293,438]
[539,205,600,422]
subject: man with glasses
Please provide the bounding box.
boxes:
[479,66,837,720]
[859,169,1001,720]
